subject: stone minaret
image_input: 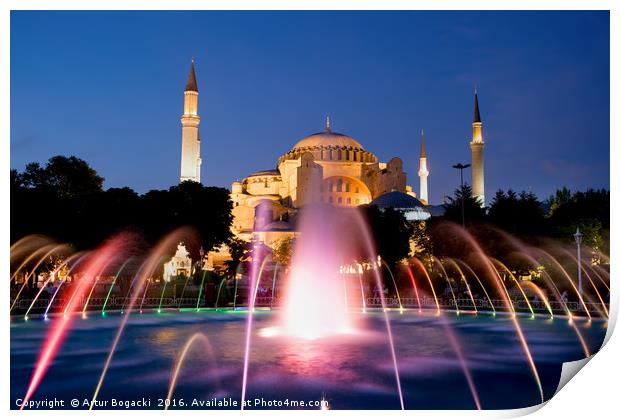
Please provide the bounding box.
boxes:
[418,129,429,204]
[180,59,201,183]
[470,90,485,207]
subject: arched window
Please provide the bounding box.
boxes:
[346,197,351,204]
[345,182,350,192]
[337,179,343,192]
[337,197,343,204]
[337,149,342,160]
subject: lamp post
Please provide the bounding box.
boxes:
[574,227,583,296]
[452,163,471,227]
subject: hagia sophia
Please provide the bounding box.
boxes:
[177,60,486,269]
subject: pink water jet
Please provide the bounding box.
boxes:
[280,205,355,339]
[20,234,130,409]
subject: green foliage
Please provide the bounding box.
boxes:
[16,155,104,199]
[272,236,296,266]
[361,205,413,268]
[487,189,546,235]
[547,188,609,255]
[441,184,486,226]
[410,220,432,259]
[222,238,252,279]
[12,156,234,252]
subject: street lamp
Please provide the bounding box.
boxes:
[452,163,471,227]
[574,227,583,295]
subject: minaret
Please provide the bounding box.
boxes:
[180,59,201,183]
[418,129,429,204]
[470,90,485,207]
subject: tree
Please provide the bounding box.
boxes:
[361,205,413,269]
[487,189,546,235]
[547,189,610,255]
[272,236,296,266]
[11,156,234,252]
[18,155,104,199]
[441,184,486,226]
[139,181,233,251]
[222,238,252,279]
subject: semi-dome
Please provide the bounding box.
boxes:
[291,130,365,152]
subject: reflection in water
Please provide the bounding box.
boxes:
[10,311,607,410]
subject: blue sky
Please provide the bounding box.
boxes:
[10,11,609,204]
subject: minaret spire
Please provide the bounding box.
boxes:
[418,129,429,204]
[470,89,485,206]
[325,115,331,132]
[473,89,481,123]
[180,58,202,183]
[185,58,198,92]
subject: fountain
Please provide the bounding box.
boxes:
[9,218,609,410]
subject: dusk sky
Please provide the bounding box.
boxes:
[11,11,609,204]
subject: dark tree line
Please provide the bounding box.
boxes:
[431,183,610,258]
[11,155,233,253]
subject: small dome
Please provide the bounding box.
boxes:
[248,169,280,177]
[261,220,294,232]
[371,191,425,209]
[291,130,365,151]
[370,191,431,221]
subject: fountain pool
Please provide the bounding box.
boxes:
[10,310,606,410]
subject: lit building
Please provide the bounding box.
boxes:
[470,90,485,207]
[177,61,487,251]
[163,243,192,282]
[418,129,429,204]
[179,59,202,183]
[229,117,415,243]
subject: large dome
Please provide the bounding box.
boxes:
[278,120,377,164]
[291,130,365,151]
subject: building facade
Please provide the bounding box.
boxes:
[177,61,488,252]
[229,118,414,242]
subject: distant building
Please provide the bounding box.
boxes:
[370,191,431,221]
[163,243,192,282]
[177,60,486,251]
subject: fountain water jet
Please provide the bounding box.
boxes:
[102,259,131,316]
[381,259,404,313]
[433,258,460,314]
[449,258,496,315]
[25,252,84,320]
[195,270,207,311]
[165,333,219,410]
[90,228,195,409]
[403,265,422,312]
[490,258,535,318]
[409,259,440,315]
[11,244,70,313]
[21,235,129,409]
[270,262,279,309]
[281,205,353,339]
[350,209,404,409]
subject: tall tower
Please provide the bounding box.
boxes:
[180,59,201,183]
[418,129,429,204]
[470,90,485,207]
